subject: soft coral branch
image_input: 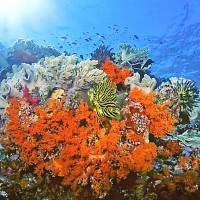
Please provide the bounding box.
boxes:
[101,58,133,85]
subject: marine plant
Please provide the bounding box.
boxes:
[88,78,120,119]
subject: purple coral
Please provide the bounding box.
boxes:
[182,146,193,156]
[91,45,114,68]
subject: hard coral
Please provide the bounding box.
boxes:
[125,72,157,94]
[101,58,132,85]
[0,54,106,111]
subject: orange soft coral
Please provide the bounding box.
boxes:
[101,58,132,85]
[6,97,157,198]
[178,156,191,170]
[128,87,177,138]
[166,141,181,155]
[158,141,182,158]
[125,142,157,172]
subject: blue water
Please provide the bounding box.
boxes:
[0,0,200,87]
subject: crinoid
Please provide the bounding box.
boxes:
[88,78,120,119]
[157,78,199,123]
[176,79,199,116]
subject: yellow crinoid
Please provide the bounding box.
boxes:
[88,78,120,119]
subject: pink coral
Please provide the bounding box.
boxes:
[22,85,40,106]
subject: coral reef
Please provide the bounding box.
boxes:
[0,62,48,108]
[33,54,106,107]
[0,41,199,200]
[151,138,200,200]
[2,78,176,198]
[5,98,157,198]
[0,39,61,83]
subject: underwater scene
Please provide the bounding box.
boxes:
[0,0,200,199]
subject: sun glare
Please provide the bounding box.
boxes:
[0,0,54,28]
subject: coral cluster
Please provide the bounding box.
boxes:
[0,54,106,109]
[5,97,158,198]
[0,41,199,200]
[0,39,61,83]
[126,87,176,138]
[101,58,132,85]
[7,39,60,66]
[151,138,200,200]
[3,83,176,198]
[114,43,153,71]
